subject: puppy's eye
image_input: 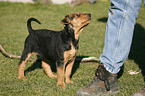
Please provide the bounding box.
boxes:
[76,14,80,17]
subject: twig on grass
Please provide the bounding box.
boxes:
[0,43,21,59]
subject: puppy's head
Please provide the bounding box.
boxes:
[61,13,91,29]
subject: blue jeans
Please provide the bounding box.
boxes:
[99,0,143,74]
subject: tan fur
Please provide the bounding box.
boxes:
[18,53,34,80]
[57,66,66,89]
[42,58,57,78]
[65,59,75,84]
[64,43,76,61]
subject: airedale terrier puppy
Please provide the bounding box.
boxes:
[18,13,91,89]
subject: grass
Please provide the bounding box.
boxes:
[0,1,145,96]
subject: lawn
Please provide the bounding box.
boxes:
[0,1,145,96]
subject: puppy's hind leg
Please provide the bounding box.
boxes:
[18,50,34,80]
[41,58,57,78]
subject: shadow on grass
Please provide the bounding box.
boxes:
[128,24,145,82]
[24,56,99,78]
[98,17,108,22]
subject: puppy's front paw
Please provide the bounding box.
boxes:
[57,82,66,89]
[66,80,73,84]
[18,75,27,81]
[50,75,57,78]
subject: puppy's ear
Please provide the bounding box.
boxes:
[61,15,70,25]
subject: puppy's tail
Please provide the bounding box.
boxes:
[27,17,41,33]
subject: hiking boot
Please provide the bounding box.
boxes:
[131,86,145,96]
[75,64,119,96]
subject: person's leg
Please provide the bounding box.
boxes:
[76,0,142,95]
[144,0,145,7]
[100,0,142,74]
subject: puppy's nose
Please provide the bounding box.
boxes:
[87,13,91,17]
